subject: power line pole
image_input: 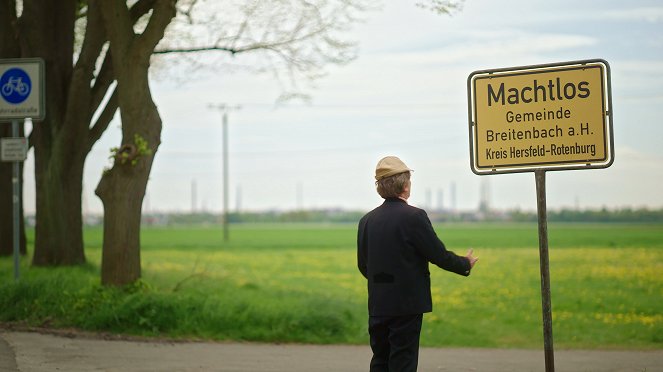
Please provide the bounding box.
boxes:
[208,103,241,242]
[191,179,197,213]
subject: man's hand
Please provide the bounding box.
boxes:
[466,249,478,269]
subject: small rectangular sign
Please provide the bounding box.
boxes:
[1,137,28,162]
[467,59,614,174]
[0,58,46,121]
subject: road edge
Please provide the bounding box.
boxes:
[0,332,19,372]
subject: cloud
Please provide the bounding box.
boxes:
[602,7,663,23]
[614,146,663,165]
[366,31,597,68]
[616,60,663,74]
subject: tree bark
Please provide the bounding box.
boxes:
[0,125,27,256]
[22,0,120,266]
[0,0,27,257]
[20,0,88,265]
[95,0,175,286]
[3,0,159,267]
[4,0,369,272]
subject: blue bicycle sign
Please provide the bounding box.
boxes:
[1,68,32,104]
[0,58,44,121]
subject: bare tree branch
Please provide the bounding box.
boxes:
[90,51,113,114]
[130,0,158,21]
[89,0,158,102]
[415,0,464,15]
[134,0,176,62]
[0,0,21,57]
[152,0,376,98]
[176,0,200,24]
[98,1,134,73]
[87,87,118,149]
[72,1,105,98]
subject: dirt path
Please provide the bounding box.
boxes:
[1,331,661,372]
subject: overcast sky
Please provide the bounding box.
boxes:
[21,0,663,214]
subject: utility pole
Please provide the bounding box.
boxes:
[191,179,197,213]
[208,103,241,242]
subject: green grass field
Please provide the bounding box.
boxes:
[1,223,661,349]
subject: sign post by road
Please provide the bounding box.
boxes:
[1,58,45,281]
[467,59,614,372]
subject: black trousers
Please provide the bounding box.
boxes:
[368,314,423,372]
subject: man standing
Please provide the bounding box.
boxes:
[357,156,478,372]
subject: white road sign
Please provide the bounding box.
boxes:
[1,137,28,162]
[0,58,45,121]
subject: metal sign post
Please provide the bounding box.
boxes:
[535,170,554,371]
[1,120,28,281]
[466,59,614,372]
[1,58,46,281]
[11,120,21,281]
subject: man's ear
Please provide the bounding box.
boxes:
[400,180,411,198]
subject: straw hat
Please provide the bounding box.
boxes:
[375,156,413,181]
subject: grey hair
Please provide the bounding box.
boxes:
[376,172,410,198]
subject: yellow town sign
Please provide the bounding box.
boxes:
[467,59,614,174]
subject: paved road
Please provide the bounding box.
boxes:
[1,331,662,372]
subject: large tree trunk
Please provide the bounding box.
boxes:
[95,113,160,285]
[32,151,87,265]
[96,0,174,286]
[20,0,88,265]
[0,124,27,256]
[21,0,119,266]
[0,0,26,257]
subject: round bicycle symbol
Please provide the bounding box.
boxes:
[1,68,32,104]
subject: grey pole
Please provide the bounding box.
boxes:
[12,119,20,281]
[535,169,554,372]
[222,111,229,242]
[208,104,240,242]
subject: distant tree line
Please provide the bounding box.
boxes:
[130,207,663,226]
[229,210,366,224]
[138,210,366,226]
[508,207,663,223]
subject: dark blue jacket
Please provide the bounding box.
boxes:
[357,198,471,316]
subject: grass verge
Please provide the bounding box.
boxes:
[0,223,661,348]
